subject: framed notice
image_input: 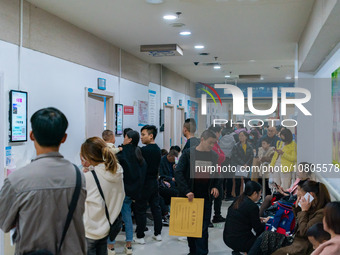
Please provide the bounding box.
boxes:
[9,90,28,142]
[115,104,123,135]
[169,197,204,238]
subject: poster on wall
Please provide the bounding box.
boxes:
[9,90,28,142]
[115,104,123,135]
[187,100,198,126]
[332,67,340,165]
[138,100,148,126]
[149,90,157,125]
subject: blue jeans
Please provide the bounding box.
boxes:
[187,199,212,255]
[108,196,133,244]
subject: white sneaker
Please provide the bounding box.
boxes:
[153,234,162,241]
[177,236,187,242]
[134,237,145,244]
[125,246,133,254]
[108,248,116,255]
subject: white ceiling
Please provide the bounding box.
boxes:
[27,0,315,84]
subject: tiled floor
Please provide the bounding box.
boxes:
[113,201,235,255]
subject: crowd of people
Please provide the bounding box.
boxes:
[0,107,339,255]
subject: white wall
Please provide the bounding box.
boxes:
[0,39,197,172]
[298,46,340,198]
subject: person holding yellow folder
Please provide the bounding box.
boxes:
[175,130,220,255]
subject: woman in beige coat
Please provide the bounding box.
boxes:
[81,137,125,255]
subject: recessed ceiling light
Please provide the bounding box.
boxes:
[214,65,221,69]
[285,76,292,80]
[195,45,204,49]
[146,0,164,4]
[163,15,177,20]
[260,77,264,80]
[180,31,191,36]
[225,75,231,78]
[249,60,255,62]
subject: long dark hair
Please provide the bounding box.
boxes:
[301,180,331,213]
[233,181,262,209]
[126,130,144,166]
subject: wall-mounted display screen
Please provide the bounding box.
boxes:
[9,90,28,142]
[115,104,123,135]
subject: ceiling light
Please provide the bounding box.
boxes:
[195,45,204,49]
[225,75,231,78]
[180,31,191,36]
[260,77,264,80]
[249,60,255,62]
[146,0,164,4]
[163,15,177,20]
[285,76,292,80]
[214,65,221,69]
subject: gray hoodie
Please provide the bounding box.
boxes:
[219,133,236,158]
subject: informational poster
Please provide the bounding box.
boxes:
[148,90,157,125]
[169,197,204,238]
[138,100,148,126]
[187,100,199,126]
[115,104,123,135]
[9,90,28,142]
[5,146,11,167]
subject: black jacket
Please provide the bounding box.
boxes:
[116,144,147,199]
[183,137,200,151]
[224,196,265,250]
[231,142,254,167]
[174,147,219,199]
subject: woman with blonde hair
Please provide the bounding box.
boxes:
[81,137,125,255]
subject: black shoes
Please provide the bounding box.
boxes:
[208,222,214,228]
[212,215,226,223]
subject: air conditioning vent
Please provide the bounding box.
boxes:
[239,74,262,80]
[140,44,183,57]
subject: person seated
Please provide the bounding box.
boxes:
[223,181,270,253]
[102,129,122,154]
[312,201,340,255]
[159,148,179,225]
[307,223,330,250]
[259,162,312,216]
[161,149,168,156]
[159,148,179,186]
[248,180,331,255]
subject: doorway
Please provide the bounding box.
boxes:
[176,106,185,149]
[85,88,115,138]
[163,103,174,151]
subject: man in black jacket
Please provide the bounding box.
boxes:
[175,130,220,255]
[182,118,200,151]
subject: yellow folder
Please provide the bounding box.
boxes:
[169,197,204,238]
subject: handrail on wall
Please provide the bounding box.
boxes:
[315,172,340,201]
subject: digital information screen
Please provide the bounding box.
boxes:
[115,104,123,135]
[9,90,28,142]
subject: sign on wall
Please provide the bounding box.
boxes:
[124,106,134,115]
[9,90,28,142]
[149,90,157,126]
[138,100,148,126]
[115,104,123,135]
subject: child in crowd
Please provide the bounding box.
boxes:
[307,223,331,250]
[102,129,122,154]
